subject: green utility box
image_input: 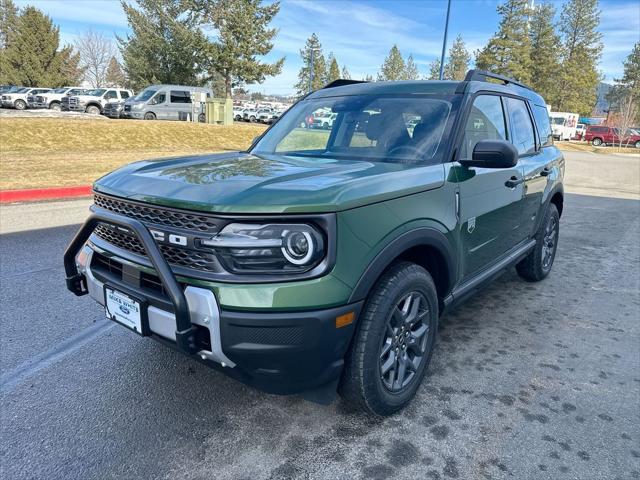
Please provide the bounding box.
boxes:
[204,97,233,125]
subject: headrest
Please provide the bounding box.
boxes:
[412,122,432,143]
[365,114,386,141]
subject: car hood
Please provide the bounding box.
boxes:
[94,152,445,214]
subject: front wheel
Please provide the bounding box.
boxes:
[49,102,61,111]
[635,141,640,149]
[14,99,26,110]
[516,203,560,282]
[86,105,100,115]
[198,113,206,123]
[144,112,156,120]
[339,262,438,416]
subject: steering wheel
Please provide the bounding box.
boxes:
[387,145,423,163]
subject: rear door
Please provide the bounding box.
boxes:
[519,100,558,238]
[169,90,192,120]
[454,94,526,279]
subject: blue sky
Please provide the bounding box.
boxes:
[14,0,639,94]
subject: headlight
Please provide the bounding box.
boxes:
[199,223,325,273]
[5,96,11,100]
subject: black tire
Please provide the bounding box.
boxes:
[198,113,206,123]
[249,115,256,123]
[339,262,438,416]
[144,112,156,120]
[86,105,101,115]
[14,99,26,110]
[635,141,640,149]
[592,137,602,146]
[49,102,61,111]
[516,203,560,282]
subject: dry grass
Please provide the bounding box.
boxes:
[555,141,639,154]
[0,117,266,190]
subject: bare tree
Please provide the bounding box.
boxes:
[611,94,638,148]
[75,29,115,88]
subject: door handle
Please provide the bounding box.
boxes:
[540,167,551,177]
[505,176,524,188]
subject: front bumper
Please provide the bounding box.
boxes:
[65,209,361,394]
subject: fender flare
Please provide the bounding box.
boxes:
[348,227,457,303]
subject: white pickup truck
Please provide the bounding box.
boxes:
[66,88,134,114]
[1,87,50,110]
[29,87,86,110]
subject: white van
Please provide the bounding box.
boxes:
[124,84,212,121]
[549,112,579,141]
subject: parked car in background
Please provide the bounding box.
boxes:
[103,94,139,119]
[67,88,133,115]
[585,125,640,148]
[312,112,338,129]
[256,108,276,123]
[549,112,579,141]
[123,85,211,121]
[233,108,246,121]
[1,87,50,110]
[29,87,86,110]
[242,108,259,122]
[574,123,586,141]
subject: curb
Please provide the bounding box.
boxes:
[0,186,92,204]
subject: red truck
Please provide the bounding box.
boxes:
[584,125,640,148]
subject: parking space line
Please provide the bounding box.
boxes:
[1,320,115,392]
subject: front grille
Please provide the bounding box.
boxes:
[35,95,44,102]
[124,105,131,111]
[226,325,305,346]
[94,224,220,273]
[94,193,221,233]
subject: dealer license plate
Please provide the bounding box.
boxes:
[105,287,143,335]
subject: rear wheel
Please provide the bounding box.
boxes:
[14,99,26,110]
[516,203,559,282]
[144,112,156,120]
[635,141,640,149]
[592,137,603,146]
[339,262,438,416]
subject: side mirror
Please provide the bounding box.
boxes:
[460,140,518,169]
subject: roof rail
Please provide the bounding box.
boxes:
[463,69,532,91]
[322,79,368,89]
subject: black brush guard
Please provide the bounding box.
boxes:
[63,207,198,354]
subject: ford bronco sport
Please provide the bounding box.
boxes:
[65,70,564,415]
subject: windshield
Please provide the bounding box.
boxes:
[52,87,68,93]
[551,117,566,126]
[252,94,456,164]
[87,89,106,96]
[137,89,158,102]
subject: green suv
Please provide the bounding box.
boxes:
[65,70,564,415]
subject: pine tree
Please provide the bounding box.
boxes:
[119,0,208,91]
[378,45,406,81]
[326,53,340,83]
[555,0,603,113]
[0,0,18,49]
[607,43,640,121]
[444,35,470,81]
[341,65,351,79]
[528,3,561,105]
[199,0,284,98]
[475,0,532,83]
[363,74,374,82]
[426,59,441,80]
[105,56,126,87]
[58,46,85,85]
[294,33,326,96]
[403,54,420,80]
[1,6,77,86]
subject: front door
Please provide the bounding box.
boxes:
[453,94,525,279]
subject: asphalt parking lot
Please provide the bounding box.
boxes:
[1,161,639,479]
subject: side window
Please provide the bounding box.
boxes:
[105,90,118,100]
[532,105,553,147]
[120,90,130,99]
[170,91,191,104]
[505,97,536,155]
[151,93,165,105]
[459,95,507,160]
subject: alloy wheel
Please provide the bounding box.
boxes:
[379,291,431,392]
[542,215,558,271]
